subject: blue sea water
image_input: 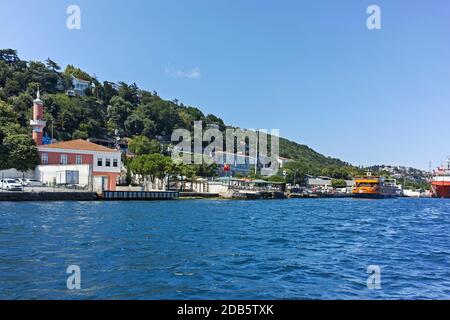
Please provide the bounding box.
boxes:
[0,198,449,300]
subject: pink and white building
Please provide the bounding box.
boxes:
[30,91,122,191]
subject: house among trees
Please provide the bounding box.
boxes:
[70,75,91,96]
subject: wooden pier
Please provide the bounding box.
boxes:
[101,191,179,200]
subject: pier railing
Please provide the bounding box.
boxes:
[102,191,180,200]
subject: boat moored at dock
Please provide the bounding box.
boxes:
[352,173,399,198]
[431,158,450,198]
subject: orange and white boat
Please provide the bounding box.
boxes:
[431,158,450,198]
[352,172,399,198]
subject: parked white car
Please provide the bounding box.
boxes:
[17,178,45,187]
[0,179,24,191]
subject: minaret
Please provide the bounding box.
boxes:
[30,89,46,145]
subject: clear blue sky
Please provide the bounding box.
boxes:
[1,0,449,169]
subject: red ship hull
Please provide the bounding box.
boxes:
[431,182,450,198]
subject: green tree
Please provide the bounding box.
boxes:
[283,161,308,185]
[72,130,89,140]
[9,92,33,126]
[0,49,20,64]
[100,81,118,104]
[168,162,197,190]
[331,179,347,189]
[3,134,39,172]
[28,61,60,93]
[129,154,172,189]
[0,144,9,170]
[205,114,225,130]
[0,99,18,142]
[4,79,21,97]
[0,49,26,69]
[45,58,61,71]
[135,100,182,136]
[107,96,132,134]
[124,111,156,137]
[64,64,92,82]
[193,163,218,177]
[267,175,285,183]
[128,136,161,155]
[118,82,139,105]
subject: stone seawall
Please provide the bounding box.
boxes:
[0,192,99,201]
[179,192,219,198]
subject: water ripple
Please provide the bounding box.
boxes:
[0,198,449,299]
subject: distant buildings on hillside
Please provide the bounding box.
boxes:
[367,164,431,182]
[66,75,91,96]
[67,76,120,97]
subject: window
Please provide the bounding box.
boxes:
[76,155,82,165]
[97,158,103,166]
[105,158,111,167]
[41,153,48,164]
[60,154,68,165]
[113,159,118,167]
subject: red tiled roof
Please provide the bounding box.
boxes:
[40,139,118,153]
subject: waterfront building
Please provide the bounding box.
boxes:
[214,177,285,192]
[306,176,355,193]
[169,149,285,177]
[277,156,292,168]
[213,151,256,176]
[211,151,281,177]
[29,91,122,191]
[307,176,333,188]
[36,139,122,191]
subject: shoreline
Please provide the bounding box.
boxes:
[0,190,438,202]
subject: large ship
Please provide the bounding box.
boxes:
[352,173,399,198]
[431,158,450,198]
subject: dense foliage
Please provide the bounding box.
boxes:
[0,49,226,144]
[0,48,362,179]
[128,153,217,188]
[0,134,39,172]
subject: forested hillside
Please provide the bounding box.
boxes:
[0,48,358,179]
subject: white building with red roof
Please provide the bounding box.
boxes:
[30,91,121,191]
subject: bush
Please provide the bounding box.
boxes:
[331,178,347,188]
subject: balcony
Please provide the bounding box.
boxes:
[30,120,46,127]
